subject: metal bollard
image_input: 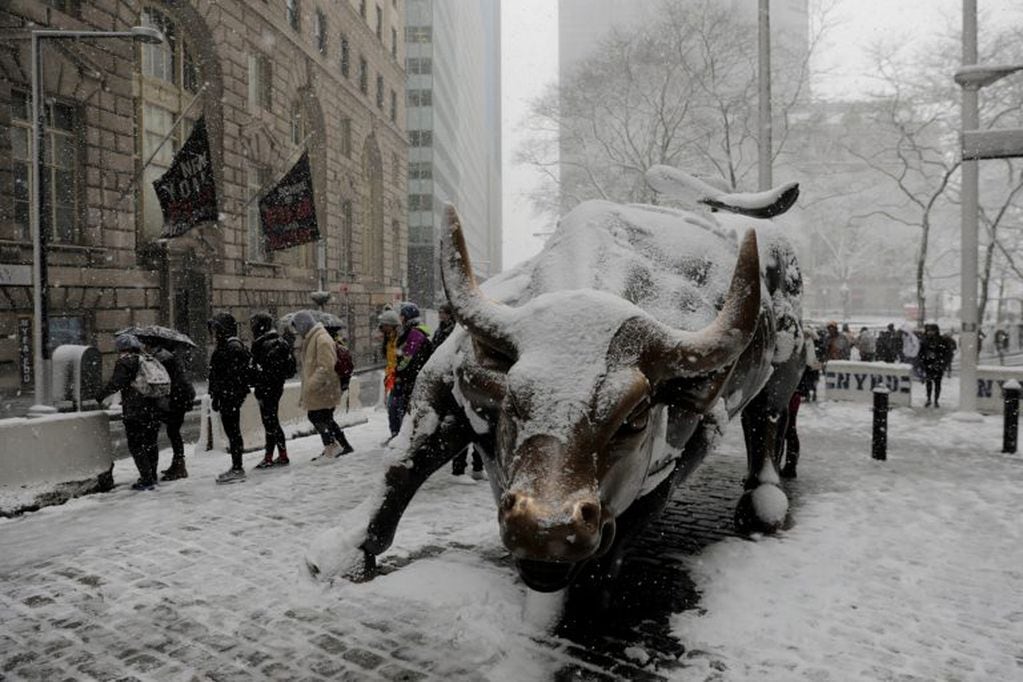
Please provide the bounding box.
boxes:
[872,387,888,461]
[1002,380,1020,454]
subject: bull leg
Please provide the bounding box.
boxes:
[305,379,473,582]
[736,351,803,533]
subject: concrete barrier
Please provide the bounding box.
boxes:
[0,411,114,516]
[976,366,1023,415]
[200,376,367,453]
[822,361,913,407]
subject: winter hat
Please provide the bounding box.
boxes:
[292,310,318,337]
[115,333,142,352]
[208,312,238,338]
[399,302,421,322]
[378,310,401,327]
[250,312,275,337]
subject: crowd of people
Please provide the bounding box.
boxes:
[97,300,448,492]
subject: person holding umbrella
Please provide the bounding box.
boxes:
[208,312,252,484]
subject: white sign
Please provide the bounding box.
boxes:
[0,263,32,286]
[823,361,913,407]
[975,366,1023,415]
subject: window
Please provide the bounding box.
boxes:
[376,75,384,109]
[340,199,354,276]
[359,0,366,19]
[9,90,79,243]
[405,26,431,43]
[406,57,432,75]
[314,9,327,53]
[248,53,272,110]
[408,161,432,179]
[408,194,433,211]
[391,27,398,58]
[44,0,81,16]
[291,101,306,146]
[246,164,270,262]
[358,56,368,94]
[340,117,352,157]
[390,89,397,123]
[340,34,350,76]
[392,152,400,185]
[286,0,300,31]
[407,89,432,107]
[391,218,401,279]
[138,6,202,244]
[409,130,432,147]
[375,5,382,39]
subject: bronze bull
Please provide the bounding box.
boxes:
[307,175,805,593]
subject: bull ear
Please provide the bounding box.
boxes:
[655,229,762,378]
[440,204,516,354]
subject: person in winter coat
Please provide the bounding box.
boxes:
[918,323,951,407]
[855,327,876,362]
[97,334,163,490]
[149,341,196,481]
[876,323,899,363]
[431,303,456,349]
[394,302,433,421]
[824,322,851,361]
[378,309,402,439]
[250,312,295,469]
[293,311,352,460]
[208,312,252,484]
[781,330,820,479]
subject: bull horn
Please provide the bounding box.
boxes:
[440,204,515,351]
[658,229,762,377]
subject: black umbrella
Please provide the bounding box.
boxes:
[116,325,198,348]
[278,310,346,330]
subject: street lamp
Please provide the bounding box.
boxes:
[27,26,164,414]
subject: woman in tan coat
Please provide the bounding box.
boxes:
[292,311,353,460]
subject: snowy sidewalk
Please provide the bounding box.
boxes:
[1,393,1022,680]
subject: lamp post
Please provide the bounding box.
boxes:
[954,0,1023,413]
[27,26,163,414]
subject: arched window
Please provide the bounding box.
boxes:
[137,5,202,245]
[362,136,384,280]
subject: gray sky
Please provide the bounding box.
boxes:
[500,0,1023,269]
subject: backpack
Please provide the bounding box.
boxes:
[334,342,354,388]
[132,353,171,398]
[271,337,297,381]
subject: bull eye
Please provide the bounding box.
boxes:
[617,398,651,436]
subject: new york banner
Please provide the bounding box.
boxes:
[259,152,320,251]
[153,116,218,238]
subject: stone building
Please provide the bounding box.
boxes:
[0,0,407,399]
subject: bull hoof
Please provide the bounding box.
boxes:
[305,523,376,583]
[734,484,788,534]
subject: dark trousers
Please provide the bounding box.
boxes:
[219,403,244,469]
[125,419,160,484]
[308,408,350,448]
[163,410,186,459]
[925,375,943,404]
[387,391,405,437]
[783,392,802,466]
[451,445,483,475]
[257,389,286,456]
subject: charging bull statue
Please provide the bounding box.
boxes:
[307,166,805,593]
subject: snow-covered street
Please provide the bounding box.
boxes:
[2,389,1022,680]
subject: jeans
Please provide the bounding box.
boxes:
[219,403,245,469]
[125,419,160,484]
[258,389,286,456]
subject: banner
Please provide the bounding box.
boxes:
[822,361,913,407]
[260,152,319,251]
[153,116,218,238]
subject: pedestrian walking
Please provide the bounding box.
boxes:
[97,334,166,491]
[291,311,351,461]
[824,322,851,361]
[781,330,820,478]
[919,323,952,408]
[208,313,252,484]
[431,302,456,349]
[394,302,433,420]
[900,322,920,367]
[250,312,296,469]
[378,308,402,441]
[326,322,356,453]
[855,327,876,363]
[150,341,196,481]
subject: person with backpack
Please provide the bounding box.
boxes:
[208,312,252,484]
[97,333,167,491]
[326,323,356,451]
[393,302,433,424]
[292,311,351,461]
[149,340,196,481]
[250,312,296,469]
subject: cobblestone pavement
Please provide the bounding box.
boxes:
[0,408,786,681]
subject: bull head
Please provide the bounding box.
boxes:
[441,205,761,591]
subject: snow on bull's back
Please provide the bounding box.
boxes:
[483,200,747,333]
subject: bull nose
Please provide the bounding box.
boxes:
[499,492,613,563]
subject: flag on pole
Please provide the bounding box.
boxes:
[153,116,218,238]
[260,152,320,251]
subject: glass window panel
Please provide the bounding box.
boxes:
[55,206,75,243]
[11,127,29,160]
[13,163,29,202]
[11,90,29,120]
[53,135,75,169]
[14,201,29,240]
[54,170,75,206]
[142,166,164,241]
[183,44,199,93]
[52,102,74,130]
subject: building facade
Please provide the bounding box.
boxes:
[0,0,408,400]
[405,0,501,307]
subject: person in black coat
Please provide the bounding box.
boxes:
[431,303,456,349]
[97,334,162,491]
[919,323,951,408]
[250,312,295,469]
[151,342,196,481]
[208,312,251,483]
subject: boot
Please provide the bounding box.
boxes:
[273,446,290,467]
[780,461,797,479]
[162,455,188,481]
[255,450,276,469]
[337,433,354,456]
